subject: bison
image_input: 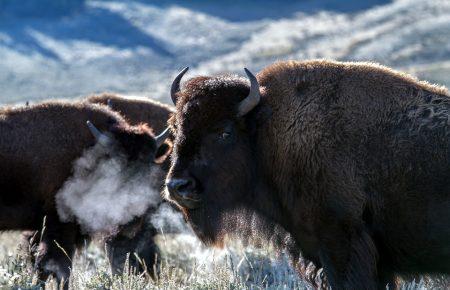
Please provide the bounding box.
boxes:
[86,93,174,132]
[85,94,174,276]
[164,61,450,289]
[0,101,170,286]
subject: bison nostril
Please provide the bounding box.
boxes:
[167,178,196,196]
[166,177,201,209]
[179,178,195,192]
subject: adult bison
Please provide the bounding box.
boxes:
[86,93,174,131]
[164,61,450,289]
[85,94,174,276]
[0,101,170,286]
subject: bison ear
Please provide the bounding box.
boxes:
[154,141,172,164]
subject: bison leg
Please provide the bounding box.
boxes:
[105,222,160,278]
[318,224,379,290]
[34,214,80,288]
[19,230,39,266]
[378,267,397,290]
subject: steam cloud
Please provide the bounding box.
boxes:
[150,202,188,234]
[56,144,163,235]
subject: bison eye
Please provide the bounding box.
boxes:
[216,123,233,142]
[221,132,231,139]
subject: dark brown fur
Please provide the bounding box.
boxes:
[165,60,450,289]
[85,94,174,274]
[86,93,174,132]
[0,101,166,285]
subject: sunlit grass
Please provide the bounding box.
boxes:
[0,231,307,290]
[0,232,447,289]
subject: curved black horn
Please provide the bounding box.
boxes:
[237,68,261,117]
[155,128,170,147]
[171,67,189,105]
[86,120,112,146]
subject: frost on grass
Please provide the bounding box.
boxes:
[0,214,448,289]
[0,231,448,290]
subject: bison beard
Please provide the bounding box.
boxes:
[165,61,450,289]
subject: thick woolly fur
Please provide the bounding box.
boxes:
[86,94,175,275]
[86,93,174,133]
[86,93,174,173]
[167,60,450,289]
[0,100,163,284]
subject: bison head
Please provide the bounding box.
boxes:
[86,120,171,167]
[85,121,170,275]
[164,68,272,245]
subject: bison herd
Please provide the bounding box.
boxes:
[1,60,449,289]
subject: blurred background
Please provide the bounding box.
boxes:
[0,0,449,104]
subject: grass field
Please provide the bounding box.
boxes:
[0,230,308,290]
[0,228,447,290]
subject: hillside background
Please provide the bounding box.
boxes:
[0,0,449,105]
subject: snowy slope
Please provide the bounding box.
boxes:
[0,0,449,104]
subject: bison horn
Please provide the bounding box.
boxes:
[107,99,113,109]
[171,67,189,105]
[155,127,170,147]
[238,68,261,117]
[237,68,261,117]
[86,120,113,146]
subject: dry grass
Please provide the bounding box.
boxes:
[0,231,446,289]
[0,231,307,290]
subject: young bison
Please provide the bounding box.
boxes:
[85,94,174,275]
[164,61,450,289]
[0,101,169,285]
